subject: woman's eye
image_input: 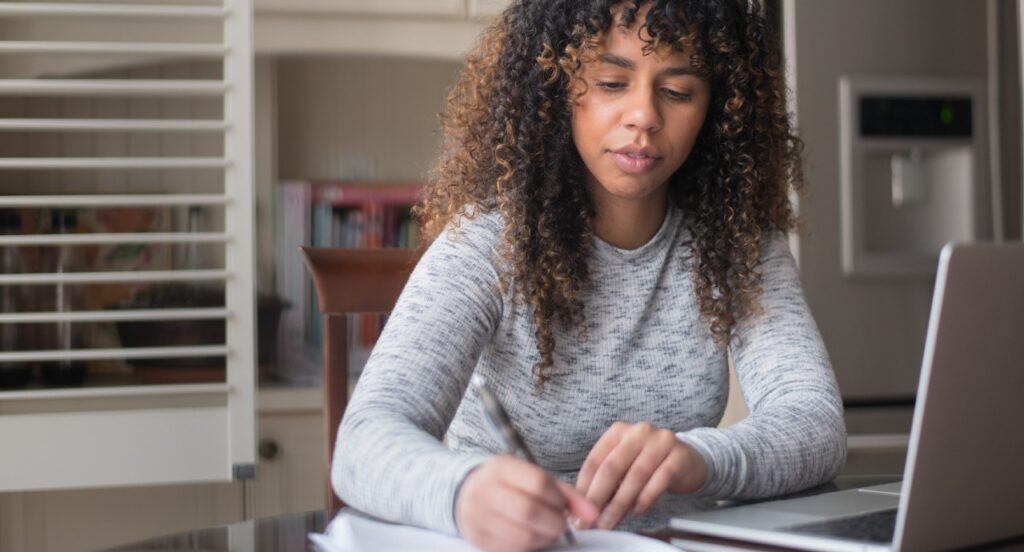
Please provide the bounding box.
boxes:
[663,89,692,101]
[594,81,626,91]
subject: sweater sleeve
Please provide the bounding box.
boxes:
[676,232,847,499]
[330,215,503,534]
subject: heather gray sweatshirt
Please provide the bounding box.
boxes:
[331,204,846,535]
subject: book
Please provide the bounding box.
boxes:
[274,181,423,384]
[305,181,422,206]
[273,182,320,384]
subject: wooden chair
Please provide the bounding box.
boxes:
[301,246,420,516]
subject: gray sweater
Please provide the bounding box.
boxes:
[332,204,846,535]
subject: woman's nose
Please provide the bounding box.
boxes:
[622,88,662,133]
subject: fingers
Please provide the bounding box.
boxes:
[483,487,564,547]
[633,445,685,516]
[556,480,599,526]
[506,465,567,513]
[457,455,578,552]
[581,422,656,514]
[576,422,689,530]
[594,431,674,529]
[583,435,642,515]
[576,421,626,495]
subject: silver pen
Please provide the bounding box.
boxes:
[470,373,578,546]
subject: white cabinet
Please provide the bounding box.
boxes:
[255,0,464,16]
[0,388,325,552]
[468,0,509,18]
[252,0,496,59]
[249,388,327,519]
[253,0,508,18]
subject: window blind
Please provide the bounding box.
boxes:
[0,0,256,492]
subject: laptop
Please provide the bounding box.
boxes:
[670,242,1024,551]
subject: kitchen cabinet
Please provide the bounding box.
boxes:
[0,388,325,552]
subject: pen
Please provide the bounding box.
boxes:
[470,373,578,546]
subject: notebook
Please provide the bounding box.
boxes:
[309,510,680,552]
[670,242,1024,551]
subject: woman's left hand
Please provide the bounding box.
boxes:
[575,421,708,530]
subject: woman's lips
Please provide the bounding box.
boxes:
[610,151,660,174]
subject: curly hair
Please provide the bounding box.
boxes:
[417,0,804,388]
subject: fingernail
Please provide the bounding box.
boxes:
[568,515,581,530]
[596,513,611,530]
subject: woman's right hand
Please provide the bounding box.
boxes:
[455,455,599,552]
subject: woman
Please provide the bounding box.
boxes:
[332,1,846,551]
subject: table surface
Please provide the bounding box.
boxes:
[106,475,1024,551]
[108,509,326,552]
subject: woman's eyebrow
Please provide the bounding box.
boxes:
[662,66,699,77]
[598,52,697,76]
[598,52,637,70]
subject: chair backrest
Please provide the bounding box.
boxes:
[301,246,420,516]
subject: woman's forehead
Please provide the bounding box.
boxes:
[598,22,693,64]
[610,0,650,27]
[603,2,695,56]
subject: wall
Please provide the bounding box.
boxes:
[274,56,461,181]
[788,0,1011,405]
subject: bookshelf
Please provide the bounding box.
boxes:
[274,180,423,386]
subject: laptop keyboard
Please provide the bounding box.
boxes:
[785,509,898,543]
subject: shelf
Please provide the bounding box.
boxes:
[0,3,228,19]
[0,380,229,402]
[847,433,911,451]
[257,386,322,413]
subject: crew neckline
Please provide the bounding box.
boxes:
[591,203,680,262]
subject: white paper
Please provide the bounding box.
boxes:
[308,511,680,552]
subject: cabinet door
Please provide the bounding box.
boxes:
[0,389,324,552]
[468,0,510,18]
[251,389,327,518]
[0,0,257,492]
[255,0,462,17]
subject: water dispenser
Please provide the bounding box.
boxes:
[838,76,990,277]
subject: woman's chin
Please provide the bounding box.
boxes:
[596,180,667,202]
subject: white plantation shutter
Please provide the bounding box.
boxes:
[0,0,256,491]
